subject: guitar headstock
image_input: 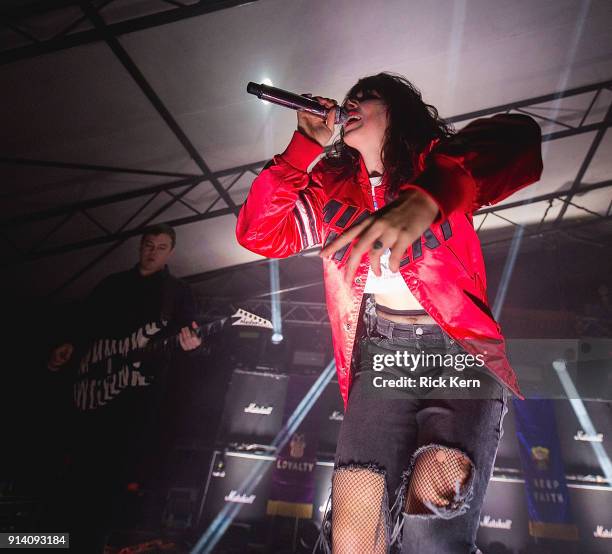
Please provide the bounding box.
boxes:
[231,309,273,329]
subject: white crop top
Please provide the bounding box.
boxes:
[363,176,410,295]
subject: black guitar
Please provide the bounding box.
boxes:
[72,309,272,411]
[99,308,271,364]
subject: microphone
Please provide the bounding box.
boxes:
[247,82,348,125]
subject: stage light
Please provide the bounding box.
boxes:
[553,359,612,487]
[261,78,273,104]
[269,259,283,343]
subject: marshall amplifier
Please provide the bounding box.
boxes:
[216,369,345,455]
[197,451,334,528]
[568,481,612,554]
[495,399,612,476]
[217,369,289,445]
[225,324,275,371]
[476,478,530,552]
[554,399,612,476]
[476,478,612,554]
[198,451,273,525]
[197,451,612,552]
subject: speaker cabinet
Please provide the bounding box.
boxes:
[496,399,612,476]
[217,370,344,455]
[198,451,612,553]
[478,478,611,554]
[217,370,289,445]
[198,450,334,527]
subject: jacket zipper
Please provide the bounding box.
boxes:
[371,177,381,211]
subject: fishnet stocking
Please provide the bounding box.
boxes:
[331,468,388,554]
[406,447,472,514]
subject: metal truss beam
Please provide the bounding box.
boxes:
[1,175,204,228]
[80,1,239,215]
[46,179,231,297]
[0,156,199,181]
[553,101,612,224]
[5,176,610,266]
[446,80,612,122]
[480,211,612,250]
[0,0,257,65]
[541,120,611,142]
[0,205,234,267]
[475,179,612,215]
[5,84,609,209]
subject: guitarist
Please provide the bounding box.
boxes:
[47,223,204,551]
[48,223,202,374]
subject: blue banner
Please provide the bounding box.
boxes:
[512,398,579,540]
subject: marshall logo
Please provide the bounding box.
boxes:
[480,515,512,529]
[329,410,344,421]
[531,446,550,471]
[289,433,306,459]
[574,429,604,443]
[594,525,612,539]
[244,402,274,415]
[224,490,256,504]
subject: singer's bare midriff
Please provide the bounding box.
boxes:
[374,291,436,324]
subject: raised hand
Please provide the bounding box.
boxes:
[320,190,439,285]
[297,95,338,147]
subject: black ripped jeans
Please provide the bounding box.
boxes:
[330,303,508,553]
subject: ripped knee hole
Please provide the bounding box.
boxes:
[406,447,473,512]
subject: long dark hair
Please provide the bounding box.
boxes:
[328,73,454,201]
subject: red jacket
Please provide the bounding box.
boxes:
[236,114,543,407]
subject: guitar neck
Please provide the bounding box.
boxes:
[78,309,271,372]
[127,319,223,362]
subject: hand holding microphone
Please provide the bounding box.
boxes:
[297,95,338,146]
[247,82,348,146]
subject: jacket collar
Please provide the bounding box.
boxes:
[355,155,390,212]
[356,155,388,192]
